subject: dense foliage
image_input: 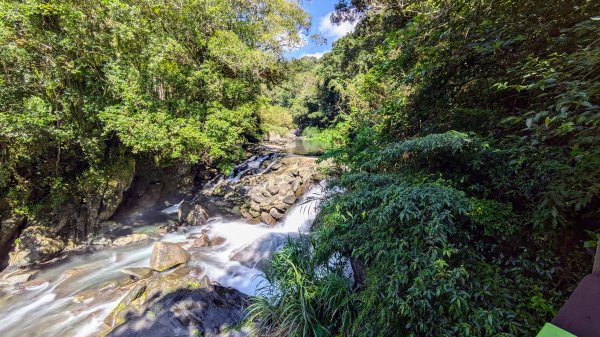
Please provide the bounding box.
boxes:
[0,0,308,221]
[1,0,599,335]
[251,0,600,336]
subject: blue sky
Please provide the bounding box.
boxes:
[286,0,357,59]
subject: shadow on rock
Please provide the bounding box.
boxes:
[106,281,249,337]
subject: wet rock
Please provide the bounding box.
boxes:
[191,234,226,249]
[121,267,154,280]
[282,194,297,205]
[59,266,90,282]
[100,280,122,292]
[106,267,207,328]
[269,208,284,220]
[73,288,99,304]
[98,221,120,235]
[178,202,209,226]
[90,235,114,247]
[105,281,148,327]
[156,221,181,235]
[260,212,277,226]
[229,233,298,269]
[144,267,206,300]
[112,233,151,247]
[0,269,36,286]
[10,278,49,293]
[124,282,147,305]
[211,236,226,246]
[149,242,190,272]
[8,226,65,267]
[192,233,211,248]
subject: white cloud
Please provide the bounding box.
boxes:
[318,12,356,41]
[276,31,309,52]
[300,51,327,59]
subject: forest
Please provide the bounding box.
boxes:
[0,0,599,336]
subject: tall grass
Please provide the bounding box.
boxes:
[247,236,354,337]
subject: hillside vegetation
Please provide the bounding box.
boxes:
[250,0,600,336]
[0,0,306,239]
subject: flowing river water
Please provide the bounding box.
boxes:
[0,146,325,337]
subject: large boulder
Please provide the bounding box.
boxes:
[104,271,248,337]
[149,242,190,272]
[178,202,209,226]
[0,211,26,269]
[229,233,297,269]
[8,226,65,267]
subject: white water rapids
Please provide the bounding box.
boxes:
[0,181,325,337]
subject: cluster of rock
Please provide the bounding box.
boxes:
[2,150,318,270]
[98,239,247,337]
[188,231,226,250]
[186,154,320,226]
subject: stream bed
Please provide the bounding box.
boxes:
[0,150,325,337]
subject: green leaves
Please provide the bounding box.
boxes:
[250,1,600,336]
[248,236,355,337]
[0,0,310,220]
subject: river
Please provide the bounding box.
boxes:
[0,146,325,337]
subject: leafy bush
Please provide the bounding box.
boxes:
[252,130,591,336]
[252,1,598,336]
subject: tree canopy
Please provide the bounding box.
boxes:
[0,0,308,220]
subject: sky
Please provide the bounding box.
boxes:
[285,0,357,59]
